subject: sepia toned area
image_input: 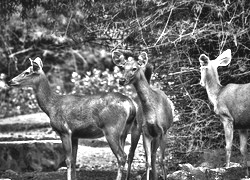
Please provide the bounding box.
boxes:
[1,0,250,180]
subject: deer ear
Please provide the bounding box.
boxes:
[138,52,148,67]
[112,50,125,66]
[199,54,210,66]
[31,57,43,71]
[215,49,232,66]
[33,57,43,68]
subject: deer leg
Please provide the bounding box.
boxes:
[126,121,141,180]
[61,133,74,180]
[151,138,160,180]
[71,138,78,180]
[105,130,127,180]
[239,129,249,177]
[222,120,234,167]
[159,134,167,180]
[143,134,153,180]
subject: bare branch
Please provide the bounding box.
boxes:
[154,4,174,46]
[9,47,33,58]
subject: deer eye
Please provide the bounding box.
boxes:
[132,67,137,72]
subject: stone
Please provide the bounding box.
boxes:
[0,140,65,172]
[0,113,50,132]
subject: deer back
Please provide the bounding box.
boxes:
[217,83,250,129]
[9,57,137,138]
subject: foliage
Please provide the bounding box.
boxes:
[0,88,40,118]
[71,67,134,97]
[1,0,250,157]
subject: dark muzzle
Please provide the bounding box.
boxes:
[8,80,18,87]
[119,78,126,86]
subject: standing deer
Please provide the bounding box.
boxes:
[126,62,154,180]
[199,49,250,177]
[8,57,137,180]
[112,50,174,180]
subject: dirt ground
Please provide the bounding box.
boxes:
[0,135,160,180]
[0,124,157,180]
[0,169,145,180]
[0,113,170,180]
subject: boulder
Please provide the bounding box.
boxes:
[167,163,249,180]
[0,113,50,132]
[0,140,65,172]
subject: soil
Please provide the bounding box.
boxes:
[1,113,250,180]
[0,113,155,180]
[0,169,145,180]
[0,132,150,180]
[0,133,160,180]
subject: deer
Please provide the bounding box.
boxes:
[125,60,155,180]
[8,57,137,180]
[112,49,174,180]
[199,49,250,177]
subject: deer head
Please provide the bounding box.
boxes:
[9,57,44,87]
[112,50,148,85]
[199,49,232,87]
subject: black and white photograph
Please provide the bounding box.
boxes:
[0,0,250,180]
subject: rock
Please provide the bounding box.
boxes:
[0,113,50,132]
[135,175,142,180]
[167,162,248,180]
[179,163,207,180]
[0,140,65,172]
[167,170,189,180]
[201,149,225,169]
[4,169,18,176]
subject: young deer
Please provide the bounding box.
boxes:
[112,50,174,180]
[8,57,137,180]
[199,49,250,176]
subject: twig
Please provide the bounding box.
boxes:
[154,4,174,46]
[65,13,73,36]
[192,2,204,35]
[231,71,250,77]
[168,68,199,76]
[134,2,148,48]
[70,49,87,68]
[9,47,33,58]
[178,76,192,101]
[238,42,250,51]
[70,49,78,73]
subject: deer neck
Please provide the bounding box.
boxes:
[133,70,152,105]
[204,70,222,107]
[33,74,57,116]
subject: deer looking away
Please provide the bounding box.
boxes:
[112,50,174,180]
[199,49,250,177]
[8,57,137,180]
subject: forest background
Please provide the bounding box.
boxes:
[0,0,250,165]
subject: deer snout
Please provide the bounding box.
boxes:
[8,80,12,85]
[8,79,19,87]
[119,78,126,86]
